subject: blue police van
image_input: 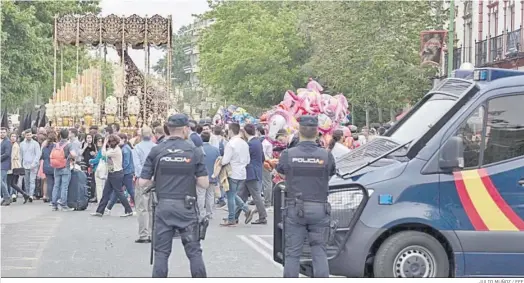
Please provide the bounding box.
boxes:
[272,68,524,278]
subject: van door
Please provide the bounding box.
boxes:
[272,182,369,276]
[439,93,524,276]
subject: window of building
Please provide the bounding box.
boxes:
[463,1,473,63]
[494,10,499,36]
[510,1,516,30]
[483,94,524,165]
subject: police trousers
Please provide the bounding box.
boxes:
[153,199,206,278]
[284,201,330,278]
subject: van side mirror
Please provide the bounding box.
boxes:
[439,136,464,172]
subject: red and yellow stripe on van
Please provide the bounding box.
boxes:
[453,169,524,231]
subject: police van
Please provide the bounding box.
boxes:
[272,67,524,278]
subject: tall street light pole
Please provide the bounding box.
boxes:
[447,0,455,77]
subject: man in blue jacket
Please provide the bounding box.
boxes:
[240,124,267,224]
[200,131,220,219]
[1,128,12,206]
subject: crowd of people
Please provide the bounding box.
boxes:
[0,118,391,239]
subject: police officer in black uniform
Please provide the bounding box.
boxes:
[276,115,336,278]
[138,113,209,278]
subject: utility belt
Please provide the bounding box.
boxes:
[284,198,330,218]
[284,194,337,245]
[179,195,209,241]
[145,187,209,241]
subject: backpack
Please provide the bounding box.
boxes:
[50,143,68,169]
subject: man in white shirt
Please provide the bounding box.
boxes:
[220,123,253,226]
[359,126,369,145]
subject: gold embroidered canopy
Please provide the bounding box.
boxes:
[56,13,171,47]
[50,13,173,128]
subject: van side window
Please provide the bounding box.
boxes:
[454,106,485,168]
[482,94,524,165]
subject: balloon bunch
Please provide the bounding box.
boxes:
[213,105,256,126]
[263,79,350,143]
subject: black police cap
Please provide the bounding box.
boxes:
[298,115,318,127]
[167,114,189,128]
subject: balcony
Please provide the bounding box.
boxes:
[443,46,463,76]
[506,28,522,58]
[462,46,473,63]
[475,39,488,67]
[489,34,504,62]
[183,46,193,55]
[183,65,193,74]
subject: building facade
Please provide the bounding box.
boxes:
[183,18,214,86]
[444,0,524,73]
[182,18,218,118]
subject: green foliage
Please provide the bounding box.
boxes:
[194,1,445,117]
[1,0,100,110]
[198,1,311,107]
[305,1,443,110]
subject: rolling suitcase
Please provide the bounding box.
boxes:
[80,161,96,201]
[34,178,44,199]
[67,169,89,211]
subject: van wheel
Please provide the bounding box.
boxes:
[373,231,449,278]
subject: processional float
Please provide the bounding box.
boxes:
[46,13,173,133]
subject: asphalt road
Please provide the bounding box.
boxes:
[1,200,282,278]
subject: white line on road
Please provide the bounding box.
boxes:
[259,235,273,238]
[250,235,273,251]
[25,236,54,239]
[6,231,54,235]
[240,235,308,278]
[1,257,38,261]
[1,266,35,270]
[237,235,283,271]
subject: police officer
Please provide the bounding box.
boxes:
[276,115,336,278]
[138,113,209,278]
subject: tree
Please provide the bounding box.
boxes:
[305,2,445,106]
[1,0,100,110]
[303,1,446,125]
[197,1,311,107]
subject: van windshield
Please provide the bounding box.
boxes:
[389,94,457,144]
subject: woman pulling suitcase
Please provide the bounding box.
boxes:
[80,134,97,202]
[89,135,106,203]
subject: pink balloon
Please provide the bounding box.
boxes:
[307,79,324,93]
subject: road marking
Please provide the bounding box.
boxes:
[1,257,38,261]
[26,235,55,241]
[6,231,54,235]
[4,248,38,252]
[23,242,46,245]
[250,235,273,251]
[1,266,35,270]
[237,235,283,271]
[2,257,38,262]
[259,235,273,238]
[0,216,63,277]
